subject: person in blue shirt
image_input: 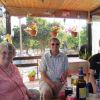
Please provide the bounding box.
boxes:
[89,53,100,93]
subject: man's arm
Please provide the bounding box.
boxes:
[60,70,68,83]
[89,69,97,93]
[60,55,69,83]
[39,54,56,89]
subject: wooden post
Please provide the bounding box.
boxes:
[18,17,23,55]
[87,12,92,55]
[5,11,11,34]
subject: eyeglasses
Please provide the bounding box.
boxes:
[51,43,59,46]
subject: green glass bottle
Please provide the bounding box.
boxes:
[76,67,86,100]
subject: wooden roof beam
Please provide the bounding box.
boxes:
[6,6,88,19]
[90,6,100,16]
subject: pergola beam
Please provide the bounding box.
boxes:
[6,6,88,19]
[90,6,100,16]
[5,11,11,35]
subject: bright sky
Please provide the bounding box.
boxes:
[11,17,26,28]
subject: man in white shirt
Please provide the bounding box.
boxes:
[39,38,69,100]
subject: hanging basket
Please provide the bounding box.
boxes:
[28,30,37,37]
[71,31,77,37]
[25,29,37,37]
[25,22,37,37]
[50,25,60,37]
[50,31,58,38]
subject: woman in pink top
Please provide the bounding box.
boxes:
[0,42,39,100]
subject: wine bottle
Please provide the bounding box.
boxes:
[76,67,86,100]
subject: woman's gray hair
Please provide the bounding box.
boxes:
[7,43,16,57]
[0,42,8,54]
[0,42,16,56]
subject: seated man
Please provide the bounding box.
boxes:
[39,38,69,100]
[89,53,100,93]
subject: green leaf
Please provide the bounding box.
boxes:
[28,70,36,76]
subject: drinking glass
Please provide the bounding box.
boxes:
[71,75,78,86]
[96,79,100,99]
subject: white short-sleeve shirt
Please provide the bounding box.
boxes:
[39,51,69,82]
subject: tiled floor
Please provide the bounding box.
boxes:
[18,67,40,90]
[24,80,40,90]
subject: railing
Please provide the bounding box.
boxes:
[13,55,87,80]
[13,56,41,79]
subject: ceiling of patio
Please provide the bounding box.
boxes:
[0,0,100,19]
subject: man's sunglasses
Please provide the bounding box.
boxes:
[51,43,59,46]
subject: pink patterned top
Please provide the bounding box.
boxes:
[0,63,29,100]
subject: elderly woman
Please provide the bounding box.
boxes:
[0,42,39,100]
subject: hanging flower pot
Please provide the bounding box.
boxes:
[71,26,78,37]
[66,26,78,37]
[50,25,60,37]
[25,22,37,37]
[27,29,37,37]
[71,31,77,37]
[50,31,58,38]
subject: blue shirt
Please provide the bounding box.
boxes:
[89,53,100,79]
[39,51,69,82]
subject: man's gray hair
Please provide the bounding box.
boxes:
[49,38,60,44]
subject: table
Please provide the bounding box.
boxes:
[68,57,90,75]
[57,78,98,100]
[56,77,95,100]
[87,94,99,100]
[57,93,98,100]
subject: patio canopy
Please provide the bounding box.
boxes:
[0,0,100,19]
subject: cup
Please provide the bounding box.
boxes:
[96,79,100,99]
[65,87,73,98]
[71,75,78,86]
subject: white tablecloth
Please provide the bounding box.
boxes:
[68,57,89,75]
[87,93,99,100]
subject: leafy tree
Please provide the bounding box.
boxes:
[13,17,87,55]
[33,18,51,51]
[0,18,6,42]
[13,24,38,53]
[57,31,67,48]
[79,27,88,45]
[66,35,79,49]
[12,26,20,48]
[13,17,51,53]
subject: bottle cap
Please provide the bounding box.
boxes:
[79,67,84,76]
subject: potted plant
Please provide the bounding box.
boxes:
[79,44,91,60]
[66,26,78,37]
[50,25,60,37]
[28,70,36,81]
[24,22,37,37]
